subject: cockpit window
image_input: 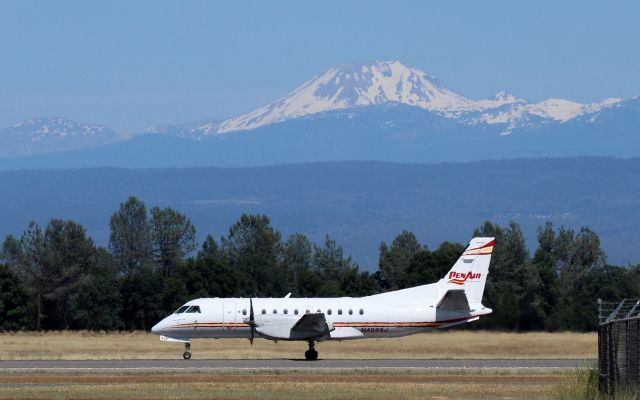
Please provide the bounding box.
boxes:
[185,305,201,313]
[174,306,189,314]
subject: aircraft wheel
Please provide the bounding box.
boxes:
[183,342,192,360]
[304,349,318,361]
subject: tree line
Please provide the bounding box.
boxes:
[0,196,637,332]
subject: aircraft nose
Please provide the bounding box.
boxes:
[151,321,163,335]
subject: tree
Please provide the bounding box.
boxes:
[69,248,123,330]
[221,214,286,296]
[109,197,152,275]
[149,206,196,277]
[199,235,223,262]
[314,235,356,282]
[401,241,465,288]
[3,224,46,330]
[40,219,96,329]
[379,231,422,290]
[0,264,32,330]
[549,226,608,331]
[283,233,313,293]
[338,267,380,297]
[308,235,368,297]
[120,262,165,330]
[180,250,252,299]
[473,221,543,330]
[2,220,96,330]
[296,268,324,297]
[532,222,559,323]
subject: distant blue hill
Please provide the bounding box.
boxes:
[0,158,638,268]
[0,102,638,170]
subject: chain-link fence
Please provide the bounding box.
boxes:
[599,299,640,397]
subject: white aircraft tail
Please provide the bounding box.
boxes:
[439,237,494,306]
[366,237,494,314]
[370,237,495,320]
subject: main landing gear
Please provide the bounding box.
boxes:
[304,341,318,361]
[183,342,192,360]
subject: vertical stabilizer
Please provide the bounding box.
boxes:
[440,237,494,305]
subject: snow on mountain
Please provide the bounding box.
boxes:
[530,97,622,122]
[147,119,222,140]
[217,61,476,133]
[212,60,622,135]
[0,117,125,158]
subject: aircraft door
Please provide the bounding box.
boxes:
[223,301,236,331]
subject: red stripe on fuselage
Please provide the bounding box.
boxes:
[170,316,475,330]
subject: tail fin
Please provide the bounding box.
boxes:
[364,237,494,310]
[440,237,494,305]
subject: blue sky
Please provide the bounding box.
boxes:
[1,0,639,132]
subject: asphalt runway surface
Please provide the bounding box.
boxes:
[0,358,594,372]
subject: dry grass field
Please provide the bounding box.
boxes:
[0,330,596,360]
[0,370,571,399]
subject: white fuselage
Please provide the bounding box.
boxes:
[152,296,485,341]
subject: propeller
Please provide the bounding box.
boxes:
[247,298,256,345]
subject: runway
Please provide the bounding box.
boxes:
[0,358,594,372]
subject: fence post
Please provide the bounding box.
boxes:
[626,319,631,392]
[608,322,615,397]
[599,323,608,395]
[637,320,640,397]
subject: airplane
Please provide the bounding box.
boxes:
[151,237,494,360]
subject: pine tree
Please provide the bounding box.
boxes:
[109,197,153,275]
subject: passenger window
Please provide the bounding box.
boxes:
[242,309,247,316]
[306,309,310,314]
[261,309,266,315]
[338,309,342,315]
[186,306,201,313]
[327,309,332,315]
[348,309,353,315]
[317,309,321,313]
[284,309,288,315]
[294,309,299,315]
[359,309,364,315]
[273,309,277,314]
[174,306,189,314]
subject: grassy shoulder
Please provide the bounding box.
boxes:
[0,371,569,400]
[0,330,596,360]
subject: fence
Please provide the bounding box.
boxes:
[599,298,640,397]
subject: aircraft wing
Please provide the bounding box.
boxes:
[291,313,331,336]
[254,313,332,340]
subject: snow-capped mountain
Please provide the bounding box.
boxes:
[0,117,125,158]
[210,60,621,135]
[2,61,637,164]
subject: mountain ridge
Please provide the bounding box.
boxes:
[0,158,638,267]
[212,60,623,135]
[2,99,639,169]
[0,117,126,158]
[0,60,637,161]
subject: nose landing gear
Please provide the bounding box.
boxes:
[304,340,318,361]
[183,342,191,360]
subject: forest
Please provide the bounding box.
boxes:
[1,196,637,332]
